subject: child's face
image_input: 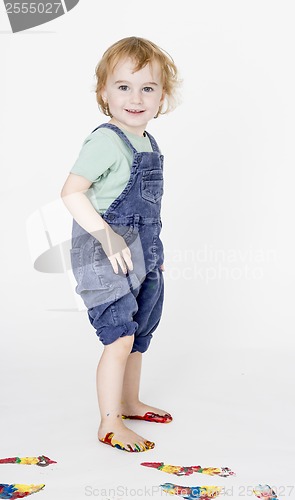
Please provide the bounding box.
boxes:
[101,58,165,136]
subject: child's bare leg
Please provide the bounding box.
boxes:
[121,351,172,421]
[97,335,154,451]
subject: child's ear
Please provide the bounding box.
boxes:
[101,88,107,103]
[160,91,166,106]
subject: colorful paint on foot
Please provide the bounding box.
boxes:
[0,483,45,499]
[122,411,173,423]
[160,483,222,499]
[99,432,154,452]
[141,462,235,477]
[0,456,56,467]
[253,484,278,500]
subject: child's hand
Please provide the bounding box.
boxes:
[94,226,133,275]
[105,228,133,275]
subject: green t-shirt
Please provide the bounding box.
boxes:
[70,125,153,214]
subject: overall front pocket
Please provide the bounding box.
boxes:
[141,170,164,203]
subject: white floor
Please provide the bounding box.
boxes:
[1,272,294,500]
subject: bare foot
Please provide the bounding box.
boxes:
[121,401,173,423]
[98,420,155,452]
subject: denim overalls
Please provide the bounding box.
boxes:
[70,123,164,353]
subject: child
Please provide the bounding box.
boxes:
[61,36,180,452]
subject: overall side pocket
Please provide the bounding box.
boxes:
[70,247,83,284]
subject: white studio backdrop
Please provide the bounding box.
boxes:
[1,1,294,347]
[0,3,295,498]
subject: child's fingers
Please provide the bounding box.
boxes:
[108,255,119,274]
[109,252,128,274]
[108,248,133,274]
[116,253,128,274]
[122,247,133,271]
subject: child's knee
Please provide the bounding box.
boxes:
[110,333,134,356]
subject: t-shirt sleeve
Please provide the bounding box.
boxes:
[70,131,117,182]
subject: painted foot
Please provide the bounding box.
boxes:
[98,426,155,452]
[122,402,173,423]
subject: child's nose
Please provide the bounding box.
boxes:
[130,91,143,104]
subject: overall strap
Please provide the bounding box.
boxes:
[144,130,161,153]
[91,123,138,155]
[91,123,161,154]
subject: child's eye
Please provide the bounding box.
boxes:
[118,85,129,91]
[143,87,154,92]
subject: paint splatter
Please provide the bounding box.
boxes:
[141,462,235,477]
[160,483,222,499]
[0,456,56,467]
[123,412,172,423]
[253,484,278,500]
[0,483,45,499]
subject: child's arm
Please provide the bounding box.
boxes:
[61,173,133,274]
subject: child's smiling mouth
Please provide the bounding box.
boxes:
[125,109,144,114]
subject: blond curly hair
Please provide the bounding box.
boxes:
[95,36,180,117]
